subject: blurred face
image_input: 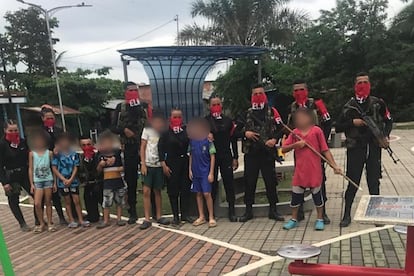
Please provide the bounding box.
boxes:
[79,138,93,148]
[187,121,209,140]
[32,135,47,150]
[5,124,19,135]
[98,138,113,152]
[295,111,312,129]
[57,138,71,152]
[151,117,165,133]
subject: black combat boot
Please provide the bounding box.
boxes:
[268,205,285,221]
[323,206,331,225]
[297,204,305,222]
[239,205,253,222]
[228,203,237,222]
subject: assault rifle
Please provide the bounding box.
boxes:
[349,103,399,164]
[361,114,399,164]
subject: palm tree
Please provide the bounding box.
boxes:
[180,0,308,47]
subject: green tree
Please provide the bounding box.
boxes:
[4,8,58,76]
[180,0,308,46]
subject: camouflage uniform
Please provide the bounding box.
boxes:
[112,101,148,220]
[241,106,284,220]
[336,96,393,226]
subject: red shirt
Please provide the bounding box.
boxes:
[283,126,329,188]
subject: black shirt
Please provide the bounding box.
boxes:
[44,126,63,150]
[158,127,189,162]
[0,138,29,184]
[206,115,238,159]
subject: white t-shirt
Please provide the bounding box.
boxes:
[141,127,161,167]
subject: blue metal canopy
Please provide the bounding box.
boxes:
[118,46,268,120]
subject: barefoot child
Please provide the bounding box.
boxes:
[187,118,216,228]
[52,133,90,228]
[282,108,341,231]
[29,130,57,233]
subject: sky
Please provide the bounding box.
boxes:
[0,0,408,83]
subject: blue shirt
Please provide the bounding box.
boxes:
[52,151,80,188]
[189,138,216,177]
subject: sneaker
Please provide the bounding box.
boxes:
[81,221,91,227]
[315,219,325,231]
[139,220,152,230]
[283,219,298,230]
[96,221,110,229]
[127,217,137,225]
[59,218,68,226]
[20,224,31,232]
[68,222,79,228]
[157,217,170,226]
[117,220,127,226]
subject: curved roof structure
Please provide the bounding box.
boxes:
[118,46,268,120]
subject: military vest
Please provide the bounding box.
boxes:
[288,98,320,126]
[242,107,276,154]
[343,96,385,147]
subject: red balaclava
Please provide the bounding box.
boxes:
[251,93,268,110]
[82,145,96,160]
[5,132,20,147]
[44,118,56,128]
[125,89,140,106]
[210,105,222,118]
[170,117,183,133]
[294,89,309,107]
[354,82,371,103]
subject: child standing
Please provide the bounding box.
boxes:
[282,108,341,231]
[140,114,170,230]
[96,131,126,229]
[29,130,56,233]
[187,118,216,228]
[52,133,90,228]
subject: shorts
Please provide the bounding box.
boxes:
[291,186,324,208]
[34,181,53,190]
[191,176,211,193]
[103,187,126,208]
[142,167,164,190]
[59,186,80,196]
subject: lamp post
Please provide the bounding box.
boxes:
[16,0,92,131]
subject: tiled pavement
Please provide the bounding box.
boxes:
[0,129,413,275]
[0,205,259,275]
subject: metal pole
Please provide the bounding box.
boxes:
[44,12,66,132]
[257,59,262,84]
[175,14,180,45]
[15,104,24,138]
[122,57,129,83]
[2,105,8,123]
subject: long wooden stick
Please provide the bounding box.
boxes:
[282,123,363,192]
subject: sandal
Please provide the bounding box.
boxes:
[209,220,217,228]
[48,224,57,232]
[33,225,43,234]
[192,218,206,226]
